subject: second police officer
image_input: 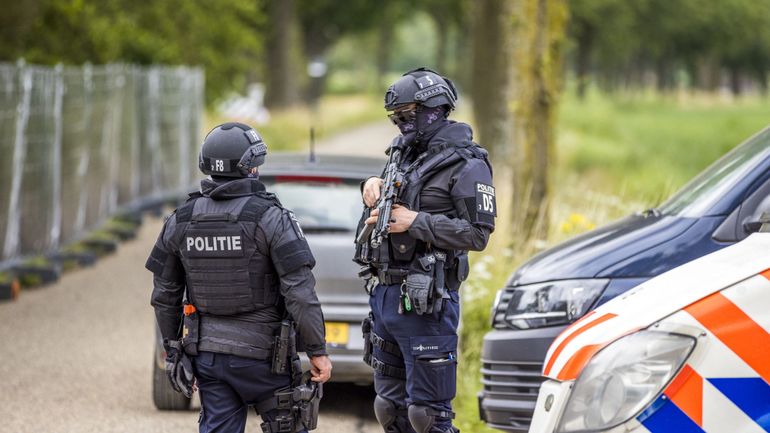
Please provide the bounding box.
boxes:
[356,68,496,433]
[147,122,332,433]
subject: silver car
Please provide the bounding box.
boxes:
[152,153,384,410]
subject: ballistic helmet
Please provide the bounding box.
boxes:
[198,122,267,177]
[384,67,458,111]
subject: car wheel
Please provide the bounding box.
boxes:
[152,346,191,411]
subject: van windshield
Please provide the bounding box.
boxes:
[659,128,770,217]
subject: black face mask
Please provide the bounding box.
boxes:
[390,105,448,138]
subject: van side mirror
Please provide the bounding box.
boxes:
[744,211,770,233]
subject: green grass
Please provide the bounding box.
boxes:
[454,90,770,432]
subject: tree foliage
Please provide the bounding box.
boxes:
[2,0,263,103]
[568,0,770,94]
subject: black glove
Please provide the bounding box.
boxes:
[164,339,195,398]
[406,273,434,315]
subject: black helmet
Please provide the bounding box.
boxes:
[384,67,458,111]
[198,122,267,177]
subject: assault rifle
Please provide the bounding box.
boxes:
[356,137,406,249]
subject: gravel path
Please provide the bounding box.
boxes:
[0,121,395,433]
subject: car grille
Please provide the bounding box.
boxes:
[481,359,546,432]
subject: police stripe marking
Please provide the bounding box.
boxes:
[543,312,615,377]
[664,364,703,427]
[709,378,770,432]
[685,292,770,384]
[639,397,706,433]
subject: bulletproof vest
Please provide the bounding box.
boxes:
[384,139,491,268]
[172,193,280,316]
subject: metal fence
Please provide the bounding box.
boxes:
[0,61,205,262]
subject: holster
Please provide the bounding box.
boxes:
[181,303,199,356]
[362,313,373,365]
[258,372,323,433]
[271,320,294,375]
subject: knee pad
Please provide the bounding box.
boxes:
[408,405,435,433]
[408,405,457,433]
[374,396,410,433]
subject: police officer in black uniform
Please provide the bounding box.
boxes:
[148,122,332,433]
[357,68,496,433]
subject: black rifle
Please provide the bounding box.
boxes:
[356,137,405,250]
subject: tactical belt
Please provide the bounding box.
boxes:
[377,268,409,285]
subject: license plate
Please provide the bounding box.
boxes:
[325,322,349,347]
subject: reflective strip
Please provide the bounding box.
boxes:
[685,292,770,384]
[664,364,703,427]
[708,378,770,432]
[543,312,615,376]
[639,397,705,433]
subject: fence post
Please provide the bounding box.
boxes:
[3,60,32,260]
[50,64,64,250]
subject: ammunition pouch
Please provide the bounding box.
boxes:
[257,372,323,433]
[181,303,199,356]
[446,252,469,291]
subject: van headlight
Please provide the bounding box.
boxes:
[495,279,609,329]
[556,330,696,433]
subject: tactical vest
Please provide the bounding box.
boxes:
[384,141,492,269]
[171,193,281,316]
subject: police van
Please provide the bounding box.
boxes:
[528,230,770,433]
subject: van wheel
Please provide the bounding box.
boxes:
[152,347,191,410]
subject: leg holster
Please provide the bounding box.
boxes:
[257,372,322,433]
[362,313,406,379]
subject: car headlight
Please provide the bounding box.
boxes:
[493,279,609,329]
[556,330,696,433]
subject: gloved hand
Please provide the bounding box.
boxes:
[164,339,195,398]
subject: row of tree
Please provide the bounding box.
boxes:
[3,0,769,235]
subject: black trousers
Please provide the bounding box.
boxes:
[192,351,306,433]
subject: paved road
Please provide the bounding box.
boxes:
[0,121,394,433]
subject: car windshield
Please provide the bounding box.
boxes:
[659,127,770,217]
[263,177,362,231]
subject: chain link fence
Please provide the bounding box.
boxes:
[0,61,205,262]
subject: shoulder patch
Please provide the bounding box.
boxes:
[288,211,305,240]
[475,182,497,216]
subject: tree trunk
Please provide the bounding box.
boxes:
[376,5,396,89]
[574,23,593,100]
[729,67,742,96]
[433,12,450,73]
[264,0,300,109]
[471,0,514,160]
[511,0,567,239]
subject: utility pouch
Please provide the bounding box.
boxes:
[271,320,293,375]
[181,303,199,356]
[432,252,448,315]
